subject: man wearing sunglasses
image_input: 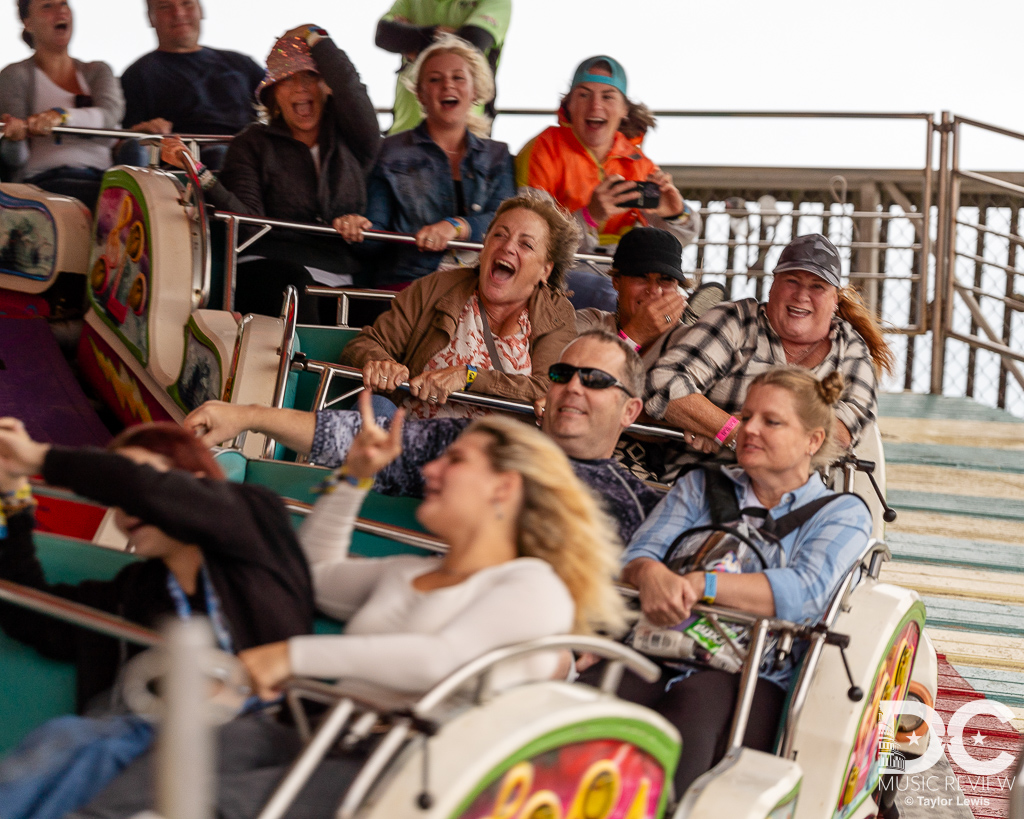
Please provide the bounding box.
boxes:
[185,330,662,543]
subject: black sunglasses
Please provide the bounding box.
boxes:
[548,363,635,397]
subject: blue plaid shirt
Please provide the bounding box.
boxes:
[624,467,871,688]
[625,467,871,627]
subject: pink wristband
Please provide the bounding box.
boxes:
[716,416,739,443]
[582,207,598,229]
[618,329,641,352]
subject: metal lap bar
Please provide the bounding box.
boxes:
[776,536,882,757]
[256,698,356,819]
[295,358,689,441]
[0,124,231,143]
[0,578,161,648]
[413,635,661,717]
[336,719,412,819]
[726,618,770,752]
[263,286,300,458]
[210,214,614,312]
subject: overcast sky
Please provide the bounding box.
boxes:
[3,0,1023,169]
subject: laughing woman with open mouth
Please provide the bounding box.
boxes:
[161,23,381,324]
[0,0,124,208]
[340,190,579,419]
[332,35,515,288]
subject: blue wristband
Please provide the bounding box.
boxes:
[443,217,463,238]
[701,571,717,604]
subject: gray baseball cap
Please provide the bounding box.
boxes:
[773,234,842,287]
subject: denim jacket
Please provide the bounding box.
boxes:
[361,122,515,284]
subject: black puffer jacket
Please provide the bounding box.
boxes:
[206,37,381,279]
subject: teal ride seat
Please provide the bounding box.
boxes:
[0,535,137,753]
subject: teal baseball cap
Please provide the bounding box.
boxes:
[570,56,627,96]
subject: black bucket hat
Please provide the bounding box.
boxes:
[612,227,685,282]
[773,234,842,287]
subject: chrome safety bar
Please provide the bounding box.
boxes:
[177,148,212,310]
[211,212,612,312]
[0,577,161,647]
[263,286,300,459]
[0,123,230,142]
[292,358,690,442]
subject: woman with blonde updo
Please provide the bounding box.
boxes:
[618,366,872,795]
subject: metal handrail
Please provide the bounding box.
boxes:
[177,149,212,310]
[0,123,230,143]
[777,536,887,759]
[263,286,300,458]
[394,108,936,122]
[294,357,689,441]
[0,577,161,648]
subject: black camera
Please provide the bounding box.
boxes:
[623,181,661,210]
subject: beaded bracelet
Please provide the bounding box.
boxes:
[0,483,36,539]
[314,467,373,495]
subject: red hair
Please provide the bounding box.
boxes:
[107,423,225,480]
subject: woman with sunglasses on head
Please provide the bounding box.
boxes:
[610,367,871,796]
[160,23,380,324]
[71,392,626,819]
[0,0,124,207]
[341,190,578,419]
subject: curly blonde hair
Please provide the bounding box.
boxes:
[487,189,582,290]
[464,415,627,636]
[749,366,846,469]
[401,34,496,138]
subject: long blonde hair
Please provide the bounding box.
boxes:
[465,416,627,636]
[401,34,495,138]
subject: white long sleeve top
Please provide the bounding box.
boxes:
[293,483,575,694]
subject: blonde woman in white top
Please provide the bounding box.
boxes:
[241,390,626,696]
[71,390,627,819]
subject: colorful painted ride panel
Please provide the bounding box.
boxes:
[166,316,224,412]
[0,189,56,281]
[88,175,152,364]
[77,322,175,425]
[456,739,665,819]
[834,614,922,819]
[0,185,90,294]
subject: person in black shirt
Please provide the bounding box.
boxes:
[120,0,263,168]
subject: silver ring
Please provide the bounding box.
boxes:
[664,314,673,324]
[428,395,439,403]
[381,376,388,383]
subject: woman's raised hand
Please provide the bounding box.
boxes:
[343,390,405,479]
[646,169,685,219]
[332,214,372,243]
[0,419,49,480]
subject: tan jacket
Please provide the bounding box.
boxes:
[341,266,577,402]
